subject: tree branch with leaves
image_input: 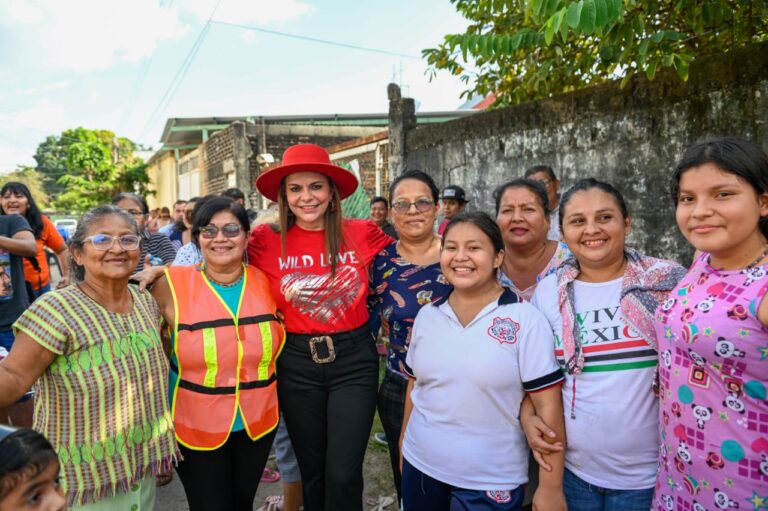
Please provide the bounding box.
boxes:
[424,0,768,107]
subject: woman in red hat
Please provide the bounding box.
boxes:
[249,143,393,511]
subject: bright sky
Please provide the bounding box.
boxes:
[0,0,470,171]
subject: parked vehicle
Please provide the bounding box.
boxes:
[53,218,77,239]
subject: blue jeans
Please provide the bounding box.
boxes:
[402,458,524,511]
[274,413,301,483]
[30,283,51,301]
[563,468,653,511]
[0,329,33,404]
[0,329,14,352]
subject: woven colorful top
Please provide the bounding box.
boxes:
[653,254,768,511]
[14,285,179,507]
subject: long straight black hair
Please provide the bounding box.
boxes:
[0,182,44,238]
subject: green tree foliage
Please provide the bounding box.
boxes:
[0,166,49,209]
[33,128,151,212]
[34,135,68,198]
[423,0,768,107]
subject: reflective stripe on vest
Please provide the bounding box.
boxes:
[166,264,284,450]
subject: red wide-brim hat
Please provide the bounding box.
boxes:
[256,143,359,202]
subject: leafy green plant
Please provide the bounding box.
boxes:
[424,0,768,107]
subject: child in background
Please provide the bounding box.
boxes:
[0,426,66,511]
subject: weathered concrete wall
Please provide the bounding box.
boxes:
[199,122,378,207]
[404,43,768,263]
[201,125,236,196]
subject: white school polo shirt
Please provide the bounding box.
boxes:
[402,288,564,490]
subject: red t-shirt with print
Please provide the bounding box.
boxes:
[248,219,393,334]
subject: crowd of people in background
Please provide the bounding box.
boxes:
[0,137,766,511]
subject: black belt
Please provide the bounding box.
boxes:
[287,324,372,364]
[286,324,371,343]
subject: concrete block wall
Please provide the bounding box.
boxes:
[201,126,236,196]
[402,42,768,263]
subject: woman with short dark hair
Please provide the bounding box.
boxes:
[369,170,450,502]
[494,178,570,301]
[150,196,284,511]
[527,179,686,511]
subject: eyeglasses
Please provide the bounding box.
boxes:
[532,177,552,186]
[199,223,243,239]
[84,234,141,251]
[391,198,435,214]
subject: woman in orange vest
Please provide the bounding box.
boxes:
[150,196,285,511]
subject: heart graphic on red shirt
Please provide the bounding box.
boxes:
[280,265,361,325]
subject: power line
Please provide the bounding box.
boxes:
[211,20,420,60]
[138,23,210,139]
[119,0,178,134]
[118,56,154,133]
[138,0,222,141]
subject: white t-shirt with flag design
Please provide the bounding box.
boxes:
[531,274,658,490]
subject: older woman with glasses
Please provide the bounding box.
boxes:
[149,196,285,511]
[0,205,179,510]
[368,170,451,503]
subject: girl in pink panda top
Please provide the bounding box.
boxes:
[654,137,768,511]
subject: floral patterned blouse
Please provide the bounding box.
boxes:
[369,242,451,379]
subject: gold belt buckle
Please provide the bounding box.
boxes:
[309,336,336,364]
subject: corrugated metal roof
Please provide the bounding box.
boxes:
[158,110,478,148]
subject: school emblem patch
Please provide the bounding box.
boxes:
[485,490,512,503]
[487,317,520,345]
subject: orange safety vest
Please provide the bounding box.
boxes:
[166,264,285,450]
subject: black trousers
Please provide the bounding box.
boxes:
[377,370,408,501]
[176,428,276,511]
[277,325,379,511]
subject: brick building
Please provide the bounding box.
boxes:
[146,111,476,210]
